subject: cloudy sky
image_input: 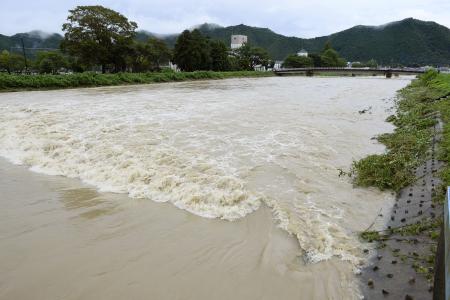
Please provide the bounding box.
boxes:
[1,0,449,37]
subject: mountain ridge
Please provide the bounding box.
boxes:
[1,18,449,65]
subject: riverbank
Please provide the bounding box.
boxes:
[353,71,450,298]
[0,71,274,92]
[352,71,450,192]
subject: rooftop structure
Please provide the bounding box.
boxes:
[231,35,248,49]
[297,49,308,57]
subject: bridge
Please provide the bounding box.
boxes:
[274,67,426,78]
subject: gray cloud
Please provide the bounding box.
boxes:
[1,0,449,37]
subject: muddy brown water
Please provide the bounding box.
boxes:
[0,77,411,299]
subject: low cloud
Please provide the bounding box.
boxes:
[0,0,449,37]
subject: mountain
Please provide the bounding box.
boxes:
[139,19,450,65]
[0,31,63,57]
[1,18,449,65]
[319,18,450,65]
[191,19,450,65]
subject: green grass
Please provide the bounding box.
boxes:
[0,70,274,92]
[351,70,450,192]
[359,217,441,281]
[355,71,449,282]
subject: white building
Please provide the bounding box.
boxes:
[231,35,248,49]
[297,49,308,57]
[273,60,283,70]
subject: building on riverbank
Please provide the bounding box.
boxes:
[297,49,308,57]
[231,35,247,49]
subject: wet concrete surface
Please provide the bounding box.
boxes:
[359,115,444,299]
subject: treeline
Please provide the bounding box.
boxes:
[282,42,347,68]
[173,29,271,71]
[0,5,273,75]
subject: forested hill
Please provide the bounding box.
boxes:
[316,18,450,65]
[0,31,63,54]
[190,18,450,65]
[1,18,450,65]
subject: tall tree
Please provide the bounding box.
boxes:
[321,48,346,67]
[173,29,211,71]
[209,40,229,71]
[146,38,171,71]
[190,30,211,70]
[128,38,171,72]
[173,30,192,71]
[61,5,137,73]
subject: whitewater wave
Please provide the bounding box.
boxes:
[0,78,405,269]
[0,109,262,221]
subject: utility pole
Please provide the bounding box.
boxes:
[20,38,28,73]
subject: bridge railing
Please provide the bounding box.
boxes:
[273,67,425,74]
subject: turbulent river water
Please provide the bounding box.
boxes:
[0,76,411,299]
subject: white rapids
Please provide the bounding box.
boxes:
[0,76,410,269]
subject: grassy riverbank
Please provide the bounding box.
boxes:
[354,71,450,285]
[352,71,450,192]
[0,71,274,92]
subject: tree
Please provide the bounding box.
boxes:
[128,38,171,72]
[128,41,150,72]
[308,53,323,67]
[209,40,229,71]
[61,5,137,73]
[146,38,171,71]
[282,54,314,68]
[0,50,25,74]
[323,41,333,52]
[228,56,241,71]
[366,59,378,68]
[173,29,211,71]
[319,42,347,67]
[35,51,68,74]
[233,44,271,70]
[250,47,271,68]
[173,30,192,71]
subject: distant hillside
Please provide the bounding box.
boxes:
[1,18,449,65]
[320,18,450,65]
[191,18,450,65]
[0,31,63,57]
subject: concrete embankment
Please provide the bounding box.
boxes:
[358,102,449,299]
[352,71,450,299]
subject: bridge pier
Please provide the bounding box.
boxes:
[306,70,314,77]
[385,70,393,78]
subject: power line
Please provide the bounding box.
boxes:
[20,38,28,72]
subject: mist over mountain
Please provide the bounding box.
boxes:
[1,18,449,65]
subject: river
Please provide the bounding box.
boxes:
[0,76,411,299]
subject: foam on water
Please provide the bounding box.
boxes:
[0,77,410,269]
